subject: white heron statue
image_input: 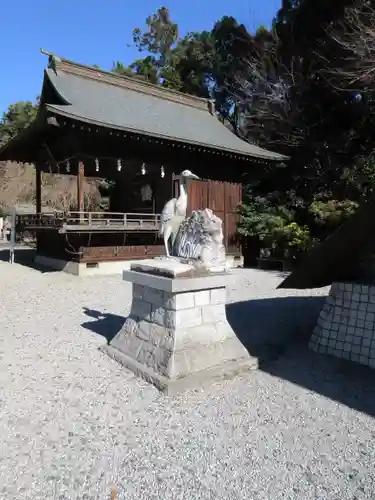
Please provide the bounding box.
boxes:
[159,169,200,257]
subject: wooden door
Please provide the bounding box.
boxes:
[187,179,242,256]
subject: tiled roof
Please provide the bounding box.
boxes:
[41,53,287,161]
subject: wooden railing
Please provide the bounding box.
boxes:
[17,212,59,228]
[16,211,161,233]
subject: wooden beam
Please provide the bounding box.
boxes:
[77,161,85,215]
[36,164,42,214]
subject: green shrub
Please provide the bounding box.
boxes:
[308,199,359,228]
[237,197,315,259]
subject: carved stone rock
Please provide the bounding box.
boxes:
[173,208,227,272]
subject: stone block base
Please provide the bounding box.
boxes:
[310,282,375,368]
[103,266,257,394]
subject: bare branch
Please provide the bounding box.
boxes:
[318,2,375,92]
[224,30,310,152]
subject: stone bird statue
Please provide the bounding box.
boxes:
[159,169,200,257]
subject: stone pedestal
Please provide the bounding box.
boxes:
[102,260,257,394]
[310,282,375,368]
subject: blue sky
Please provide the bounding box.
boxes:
[0,0,280,115]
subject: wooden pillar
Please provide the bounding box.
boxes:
[77,161,85,215]
[36,164,42,215]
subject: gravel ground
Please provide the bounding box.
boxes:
[1,257,375,499]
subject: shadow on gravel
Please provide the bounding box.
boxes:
[226,296,325,360]
[81,307,126,343]
[227,296,375,417]
[0,248,59,273]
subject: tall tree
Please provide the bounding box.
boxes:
[220,0,375,199]
[170,31,215,96]
[132,6,179,85]
[0,100,38,144]
[210,16,255,128]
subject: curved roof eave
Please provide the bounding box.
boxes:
[45,104,289,162]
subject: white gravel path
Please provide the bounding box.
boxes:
[1,256,375,499]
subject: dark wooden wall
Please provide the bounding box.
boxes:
[109,162,173,214]
[187,179,242,256]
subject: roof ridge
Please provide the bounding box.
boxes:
[40,49,212,112]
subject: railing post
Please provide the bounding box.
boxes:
[8,206,16,264]
[36,163,42,217]
[77,161,85,223]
